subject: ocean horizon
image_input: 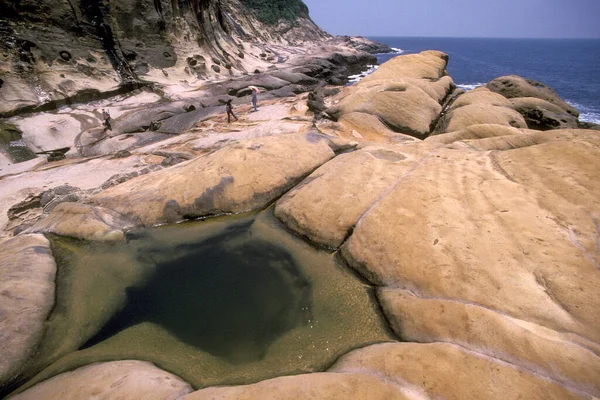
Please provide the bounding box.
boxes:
[368,36,600,124]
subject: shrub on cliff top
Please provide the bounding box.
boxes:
[240,0,308,25]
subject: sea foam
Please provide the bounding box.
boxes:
[348,65,379,83]
[568,101,600,124]
[456,83,486,91]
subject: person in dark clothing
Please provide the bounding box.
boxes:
[251,87,259,112]
[226,99,238,123]
[102,109,112,131]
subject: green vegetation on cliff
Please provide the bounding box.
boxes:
[240,0,308,25]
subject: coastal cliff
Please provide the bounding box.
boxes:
[0,0,370,117]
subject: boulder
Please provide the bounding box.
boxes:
[331,343,587,400]
[510,97,579,130]
[24,203,133,242]
[89,133,336,226]
[341,131,600,347]
[275,142,440,248]
[327,80,444,138]
[0,235,56,388]
[487,75,578,117]
[326,51,454,139]
[11,361,192,400]
[322,112,419,143]
[441,87,527,132]
[379,288,600,396]
[361,50,449,81]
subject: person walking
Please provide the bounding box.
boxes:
[102,109,112,132]
[251,87,259,112]
[226,99,238,123]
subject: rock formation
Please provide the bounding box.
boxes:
[0,0,376,118]
[0,2,599,400]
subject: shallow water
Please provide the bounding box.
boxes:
[13,209,394,394]
[0,123,37,163]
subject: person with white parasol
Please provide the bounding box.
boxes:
[249,86,260,112]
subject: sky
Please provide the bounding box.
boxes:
[302,0,600,39]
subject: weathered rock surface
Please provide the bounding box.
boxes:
[379,289,600,396]
[510,97,579,130]
[326,51,454,139]
[318,112,419,143]
[331,343,587,400]
[275,142,440,248]
[269,128,600,398]
[24,203,133,242]
[440,87,527,132]
[184,372,415,399]
[487,75,579,117]
[87,132,336,226]
[426,123,525,144]
[11,360,193,400]
[0,235,56,389]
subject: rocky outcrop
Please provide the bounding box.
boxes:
[510,97,579,130]
[330,343,587,400]
[437,87,527,132]
[0,235,56,389]
[1,24,599,400]
[24,203,133,242]
[0,0,368,118]
[325,51,455,140]
[11,360,193,400]
[486,75,580,129]
[84,132,337,227]
[274,142,439,248]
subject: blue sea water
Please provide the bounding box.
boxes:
[368,37,600,124]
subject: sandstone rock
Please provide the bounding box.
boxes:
[11,361,192,400]
[487,75,578,117]
[361,50,449,81]
[183,372,414,400]
[326,51,454,139]
[25,203,133,242]
[378,288,600,396]
[327,80,444,138]
[0,235,56,388]
[441,87,527,132]
[331,343,586,400]
[510,97,579,130]
[329,112,419,143]
[340,131,600,348]
[89,133,336,226]
[426,123,525,144]
[275,142,440,248]
[445,129,596,152]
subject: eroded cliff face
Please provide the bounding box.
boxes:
[0,0,330,116]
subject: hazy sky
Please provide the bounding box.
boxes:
[302,0,600,38]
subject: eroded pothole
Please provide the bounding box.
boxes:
[12,209,395,394]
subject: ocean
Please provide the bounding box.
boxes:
[366,37,600,124]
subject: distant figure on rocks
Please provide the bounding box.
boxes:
[226,99,238,123]
[102,109,112,132]
[250,86,260,112]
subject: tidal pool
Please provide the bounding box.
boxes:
[0,123,37,163]
[14,209,395,393]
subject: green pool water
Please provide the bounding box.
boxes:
[14,209,395,393]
